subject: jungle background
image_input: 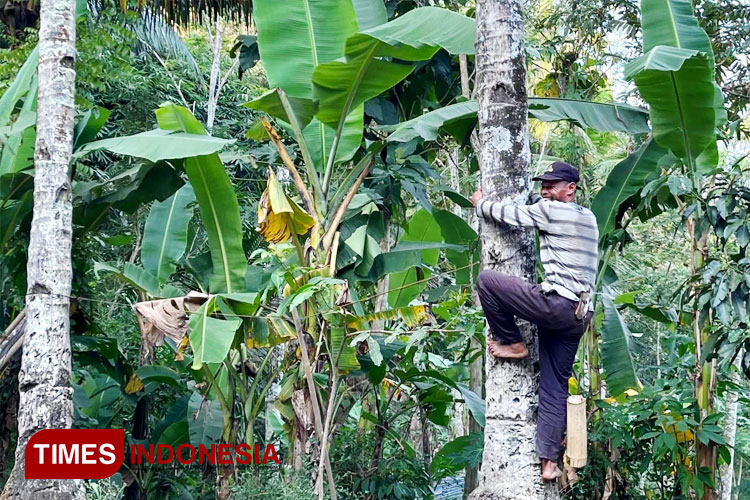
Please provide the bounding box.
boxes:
[1,0,749,499]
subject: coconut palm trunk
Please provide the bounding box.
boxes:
[469,1,558,498]
[0,0,84,498]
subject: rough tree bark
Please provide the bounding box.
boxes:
[719,351,743,500]
[469,1,558,498]
[0,1,85,498]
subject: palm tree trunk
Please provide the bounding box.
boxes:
[0,1,84,498]
[469,1,558,498]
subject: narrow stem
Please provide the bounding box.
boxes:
[278,89,325,216]
[202,364,232,440]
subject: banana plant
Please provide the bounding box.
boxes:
[617,0,727,494]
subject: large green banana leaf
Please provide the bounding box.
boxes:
[528,98,651,134]
[0,47,38,176]
[379,98,651,143]
[433,209,480,286]
[591,139,667,237]
[381,101,478,143]
[352,0,387,30]
[0,45,38,127]
[142,184,196,284]
[313,7,476,130]
[79,129,234,162]
[363,241,464,282]
[94,262,182,299]
[73,107,111,150]
[189,298,242,370]
[601,290,642,397]
[254,0,358,99]
[625,48,717,166]
[303,108,364,172]
[388,209,443,307]
[73,162,184,229]
[155,103,246,293]
[641,0,713,61]
[254,0,363,172]
[625,0,724,168]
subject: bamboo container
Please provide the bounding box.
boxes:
[566,395,587,468]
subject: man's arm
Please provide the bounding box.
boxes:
[472,189,551,230]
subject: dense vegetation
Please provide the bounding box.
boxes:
[0,0,748,499]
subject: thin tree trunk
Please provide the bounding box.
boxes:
[733,459,742,500]
[469,1,558,498]
[460,45,484,500]
[372,213,391,331]
[1,1,84,498]
[206,19,222,131]
[125,296,153,500]
[719,350,743,500]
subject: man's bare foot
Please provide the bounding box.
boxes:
[488,340,528,359]
[541,459,562,481]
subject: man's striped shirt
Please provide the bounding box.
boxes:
[475,198,599,309]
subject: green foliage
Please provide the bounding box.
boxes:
[569,369,730,499]
[231,470,318,500]
[591,139,666,237]
[430,433,483,482]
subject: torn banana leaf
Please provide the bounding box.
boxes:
[245,315,297,348]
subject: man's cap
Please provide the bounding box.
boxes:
[532,161,580,183]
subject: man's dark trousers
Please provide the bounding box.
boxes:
[476,269,592,462]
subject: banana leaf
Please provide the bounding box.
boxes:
[141,184,196,284]
[94,262,182,299]
[625,0,724,169]
[244,89,318,129]
[528,98,651,134]
[591,139,667,237]
[0,80,37,176]
[352,0,387,30]
[254,0,363,171]
[189,297,242,370]
[254,0,358,99]
[313,7,476,130]
[625,48,717,166]
[601,290,642,397]
[0,45,38,127]
[73,162,184,229]
[433,209,480,285]
[329,313,360,372]
[388,209,444,307]
[78,129,234,162]
[155,103,246,293]
[73,107,111,150]
[303,109,364,172]
[379,98,651,143]
[346,305,428,331]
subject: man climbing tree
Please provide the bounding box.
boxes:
[470,0,563,497]
[472,162,598,481]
